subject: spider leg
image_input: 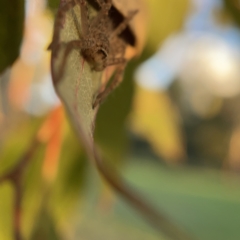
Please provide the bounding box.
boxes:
[92,62,126,109]
[55,40,83,83]
[105,57,126,67]
[110,10,138,40]
[95,0,112,8]
[90,0,112,28]
[48,0,77,53]
[75,0,89,35]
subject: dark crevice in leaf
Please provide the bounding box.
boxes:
[87,0,136,46]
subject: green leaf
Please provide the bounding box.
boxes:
[0,0,24,73]
[47,0,60,11]
[50,2,196,240]
[51,2,102,140]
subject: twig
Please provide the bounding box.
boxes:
[0,138,40,240]
[93,147,197,240]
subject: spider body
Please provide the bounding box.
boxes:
[51,0,137,108]
[81,31,110,71]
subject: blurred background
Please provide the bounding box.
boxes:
[1,0,240,239]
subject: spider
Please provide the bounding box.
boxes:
[50,0,138,109]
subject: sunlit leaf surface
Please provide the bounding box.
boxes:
[51,3,102,139]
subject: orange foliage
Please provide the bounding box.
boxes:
[38,106,64,183]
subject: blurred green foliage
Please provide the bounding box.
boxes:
[224,0,240,26]
[146,0,189,51]
[47,0,60,11]
[0,184,14,239]
[0,0,24,73]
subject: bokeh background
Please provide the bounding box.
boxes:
[1,0,240,239]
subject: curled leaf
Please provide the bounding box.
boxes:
[50,1,196,240]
